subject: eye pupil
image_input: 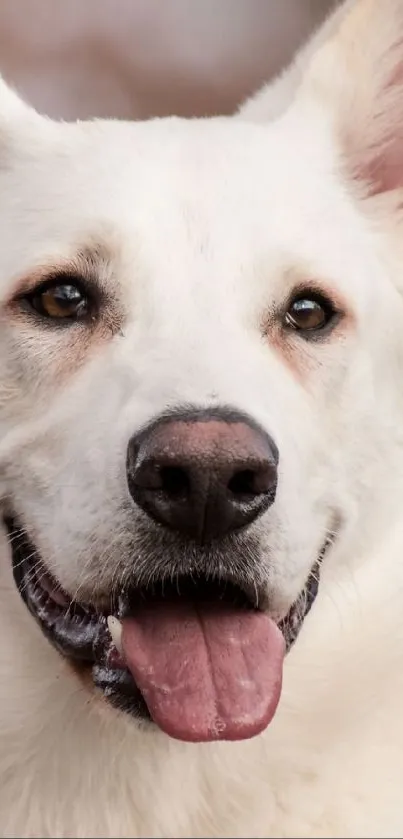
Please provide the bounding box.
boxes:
[29,281,89,320]
[285,294,334,334]
[291,299,324,328]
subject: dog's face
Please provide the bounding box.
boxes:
[1,0,403,742]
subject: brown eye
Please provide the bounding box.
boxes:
[284,293,335,334]
[27,281,90,321]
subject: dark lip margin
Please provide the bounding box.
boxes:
[4,514,328,721]
[4,514,150,719]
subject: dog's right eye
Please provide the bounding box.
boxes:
[23,278,92,322]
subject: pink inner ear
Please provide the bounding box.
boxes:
[363,141,403,195]
[352,51,403,196]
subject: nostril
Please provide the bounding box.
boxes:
[227,469,258,497]
[160,466,190,499]
[227,466,275,499]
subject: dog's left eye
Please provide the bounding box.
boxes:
[25,280,90,321]
[284,293,336,334]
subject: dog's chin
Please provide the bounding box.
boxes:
[4,515,331,741]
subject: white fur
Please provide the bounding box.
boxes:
[2,0,403,835]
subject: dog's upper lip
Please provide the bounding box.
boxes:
[5,513,328,639]
[5,511,265,636]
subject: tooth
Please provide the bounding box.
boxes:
[107,615,123,656]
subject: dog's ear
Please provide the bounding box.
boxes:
[243,0,403,199]
[0,77,42,149]
[239,1,353,124]
[298,0,403,197]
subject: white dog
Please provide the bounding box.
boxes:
[1,0,403,836]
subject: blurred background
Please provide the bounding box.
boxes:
[0,0,335,121]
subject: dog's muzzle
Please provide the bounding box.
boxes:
[6,405,331,744]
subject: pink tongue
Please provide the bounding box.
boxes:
[121,602,285,743]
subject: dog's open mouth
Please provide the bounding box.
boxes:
[6,517,327,743]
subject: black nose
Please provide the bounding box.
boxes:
[126,407,278,543]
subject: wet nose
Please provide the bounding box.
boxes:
[126,408,278,543]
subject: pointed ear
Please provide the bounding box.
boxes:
[0,76,42,150]
[298,0,403,197]
[239,1,353,123]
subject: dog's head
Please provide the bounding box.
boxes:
[1,0,403,743]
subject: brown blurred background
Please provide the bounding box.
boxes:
[0,1,335,121]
